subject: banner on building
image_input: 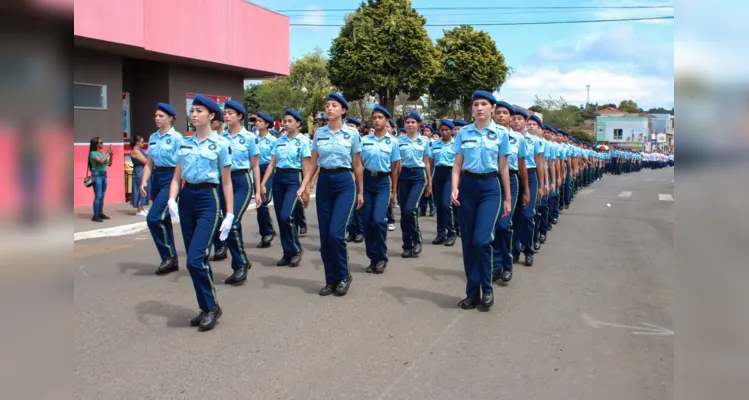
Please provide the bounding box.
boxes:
[185,93,230,135]
[122,92,131,139]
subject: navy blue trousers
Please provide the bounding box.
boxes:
[362,173,391,263]
[257,163,276,237]
[387,204,395,224]
[295,200,307,230]
[212,178,226,251]
[178,185,220,312]
[494,172,518,275]
[457,175,500,298]
[514,169,538,256]
[432,166,455,239]
[347,185,364,237]
[272,170,303,258]
[316,171,356,285]
[146,169,178,261]
[397,167,426,250]
[226,171,253,269]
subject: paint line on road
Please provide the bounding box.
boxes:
[618,191,633,198]
[658,194,674,201]
[582,314,673,336]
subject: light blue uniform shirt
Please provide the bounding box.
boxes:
[452,121,511,174]
[257,133,277,165]
[311,125,362,169]
[148,127,183,168]
[398,134,431,168]
[430,138,457,167]
[178,132,232,184]
[222,128,260,171]
[273,133,311,170]
[558,143,568,161]
[507,130,527,171]
[522,133,543,169]
[360,133,400,172]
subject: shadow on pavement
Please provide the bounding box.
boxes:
[135,300,197,328]
[118,262,156,276]
[258,276,321,294]
[415,266,465,282]
[381,286,459,309]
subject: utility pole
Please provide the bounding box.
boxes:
[585,84,590,110]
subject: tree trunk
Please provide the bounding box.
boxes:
[461,96,472,121]
[379,88,396,117]
[359,100,367,122]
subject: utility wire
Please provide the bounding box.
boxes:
[278,5,673,12]
[286,10,672,18]
[290,16,674,27]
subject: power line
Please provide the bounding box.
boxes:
[287,10,672,19]
[278,5,673,12]
[290,16,674,27]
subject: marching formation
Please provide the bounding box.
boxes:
[139,92,671,331]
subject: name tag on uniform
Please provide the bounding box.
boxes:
[399,143,408,147]
[180,145,193,149]
[277,143,287,148]
[317,137,330,141]
[462,139,477,144]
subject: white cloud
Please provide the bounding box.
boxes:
[499,67,674,109]
[589,0,674,24]
[298,6,326,30]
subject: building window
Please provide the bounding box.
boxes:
[613,128,623,140]
[74,83,107,110]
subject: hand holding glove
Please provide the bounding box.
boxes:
[167,199,180,223]
[219,213,235,241]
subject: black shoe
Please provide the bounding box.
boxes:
[552,218,558,224]
[444,235,456,247]
[345,235,353,243]
[401,249,415,258]
[257,233,275,248]
[480,292,494,309]
[189,310,206,327]
[459,296,480,310]
[299,226,308,235]
[224,266,248,285]
[198,305,222,332]
[501,269,513,282]
[547,224,553,231]
[155,257,178,275]
[512,253,520,264]
[91,216,103,222]
[353,234,364,243]
[319,284,336,296]
[429,209,436,217]
[99,213,110,220]
[492,272,502,283]
[419,210,427,217]
[289,251,303,267]
[374,261,387,274]
[432,236,446,245]
[519,244,526,253]
[525,254,534,266]
[210,246,228,261]
[276,257,291,267]
[413,243,422,255]
[533,242,541,251]
[456,230,461,237]
[365,263,376,273]
[335,275,352,296]
[539,235,546,244]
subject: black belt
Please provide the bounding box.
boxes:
[277,168,302,173]
[527,167,536,172]
[320,167,351,174]
[462,171,497,179]
[231,169,249,176]
[402,166,424,170]
[184,182,218,190]
[435,165,452,169]
[154,166,176,172]
[365,169,389,177]
[498,170,519,177]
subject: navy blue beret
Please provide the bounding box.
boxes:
[495,101,514,113]
[388,119,396,128]
[472,90,497,105]
[529,114,543,126]
[224,99,246,117]
[371,105,392,120]
[326,93,349,110]
[440,119,455,129]
[284,108,303,123]
[345,117,362,126]
[452,119,467,127]
[399,128,406,133]
[255,112,273,124]
[192,95,222,117]
[512,108,529,119]
[405,111,422,123]
[156,102,177,117]
[423,124,434,133]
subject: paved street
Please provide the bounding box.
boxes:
[74,168,674,400]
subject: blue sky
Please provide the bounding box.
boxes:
[252,0,674,110]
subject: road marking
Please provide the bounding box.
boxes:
[582,314,673,336]
[658,194,674,201]
[618,191,632,198]
[78,265,88,276]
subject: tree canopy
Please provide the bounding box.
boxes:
[618,99,640,113]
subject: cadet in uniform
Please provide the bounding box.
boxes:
[345,117,365,243]
[298,93,363,296]
[210,110,230,261]
[398,111,432,258]
[168,95,233,332]
[419,124,436,217]
[451,90,512,310]
[140,103,183,275]
[515,114,544,264]
[429,119,457,246]
[254,112,277,248]
[386,118,398,231]
[220,100,263,285]
[359,105,401,273]
[452,119,467,136]
[259,109,311,267]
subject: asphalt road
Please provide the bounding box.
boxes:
[74,168,674,400]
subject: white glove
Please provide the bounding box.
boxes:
[167,199,180,223]
[219,213,235,241]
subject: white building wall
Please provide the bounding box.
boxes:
[602,119,650,143]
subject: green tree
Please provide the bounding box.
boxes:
[328,0,440,112]
[429,25,510,120]
[288,48,332,116]
[528,105,545,114]
[254,78,304,120]
[569,129,594,143]
[532,95,584,129]
[243,84,260,113]
[618,99,639,113]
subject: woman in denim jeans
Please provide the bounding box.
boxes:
[88,137,113,222]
